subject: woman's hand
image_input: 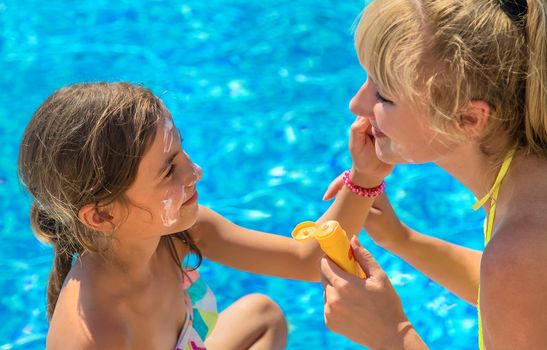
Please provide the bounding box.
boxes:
[320,237,425,349]
[348,116,394,186]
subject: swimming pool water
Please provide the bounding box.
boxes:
[0,0,485,348]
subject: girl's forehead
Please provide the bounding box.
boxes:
[136,120,181,179]
[157,118,181,148]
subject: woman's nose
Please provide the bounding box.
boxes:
[349,79,375,117]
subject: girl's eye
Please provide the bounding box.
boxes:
[165,164,176,178]
[375,91,393,104]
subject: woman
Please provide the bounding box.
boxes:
[321,0,547,348]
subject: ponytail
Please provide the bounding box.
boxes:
[524,0,547,155]
[30,203,74,320]
[47,246,74,320]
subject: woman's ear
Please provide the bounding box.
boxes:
[78,204,115,232]
[457,100,491,136]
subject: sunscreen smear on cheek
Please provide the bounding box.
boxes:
[160,185,189,227]
[161,196,177,227]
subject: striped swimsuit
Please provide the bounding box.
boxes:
[175,270,218,350]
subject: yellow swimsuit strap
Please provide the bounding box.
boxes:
[474,145,517,350]
[471,145,517,243]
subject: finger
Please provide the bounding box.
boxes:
[320,257,335,287]
[350,236,384,277]
[322,174,344,200]
[321,256,354,288]
[349,117,373,150]
[349,116,369,139]
[323,283,336,304]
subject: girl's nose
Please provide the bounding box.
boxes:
[192,164,203,183]
[185,163,202,186]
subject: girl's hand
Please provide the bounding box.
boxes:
[349,116,394,185]
[320,237,420,349]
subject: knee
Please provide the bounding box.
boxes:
[245,294,288,334]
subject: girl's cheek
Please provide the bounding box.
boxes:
[161,194,177,227]
[160,185,186,227]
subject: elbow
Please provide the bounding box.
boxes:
[295,243,323,282]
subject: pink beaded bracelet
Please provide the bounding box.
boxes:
[342,170,385,197]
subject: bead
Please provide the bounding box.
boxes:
[342,170,385,198]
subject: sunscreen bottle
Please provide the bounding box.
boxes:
[291,220,366,278]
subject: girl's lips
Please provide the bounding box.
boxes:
[372,126,386,138]
[182,191,198,206]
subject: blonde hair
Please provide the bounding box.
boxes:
[355,0,547,158]
[18,82,201,319]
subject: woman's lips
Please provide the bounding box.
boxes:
[372,126,386,138]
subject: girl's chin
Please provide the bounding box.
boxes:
[168,204,200,230]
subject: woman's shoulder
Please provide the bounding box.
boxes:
[483,214,547,271]
[481,198,547,300]
[479,210,547,346]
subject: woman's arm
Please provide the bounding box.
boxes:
[391,226,482,305]
[361,192,482,305]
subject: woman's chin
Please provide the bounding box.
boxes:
[376,147,398,164]
[375,143,415,165]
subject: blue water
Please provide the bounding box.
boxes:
[0,0,485,348]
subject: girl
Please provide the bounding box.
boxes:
[18,82,387,349]
[321,0,547,349]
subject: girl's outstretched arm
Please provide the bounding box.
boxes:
[191,117,393,281]
[190,170,382,282]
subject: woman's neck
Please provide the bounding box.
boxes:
[435,142,510,212]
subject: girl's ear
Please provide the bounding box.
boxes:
[78,204,115,232]
[457,100,491,136]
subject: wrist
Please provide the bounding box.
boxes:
[343,170,385,198]
[349,168,384,189]
[379,321,427,350]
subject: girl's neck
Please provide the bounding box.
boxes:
[79,236,163,285]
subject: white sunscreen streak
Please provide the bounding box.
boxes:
[163,118,174,153]
[160,186,188,227]
[161,196,177,227]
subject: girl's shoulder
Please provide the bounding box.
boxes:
[47,272,129,349]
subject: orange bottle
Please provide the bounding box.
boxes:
[292,220,366,278]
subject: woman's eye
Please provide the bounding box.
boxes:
[375,91,393,104]
[165,164,176,178]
